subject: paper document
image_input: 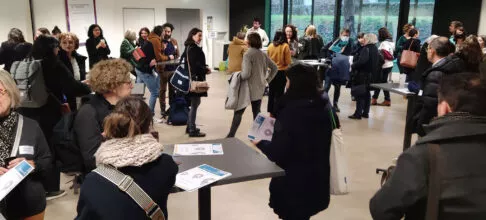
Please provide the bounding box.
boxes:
[248,113,275,141]
[395,88,414,94]
[175,164,232,192]
[173,144,223,156]
[0,160,34,200]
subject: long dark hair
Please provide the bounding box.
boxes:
[31,35,59,62]
[103,97,153,139]
[138,27,150,39]
[378,27,392,42]
[284,24,298,42]
[272,29,287,47]
[7,28,25,44]
[87,24,103,39]
[184,28,202,46]
[284,63,321,100]
[456,35,483,72]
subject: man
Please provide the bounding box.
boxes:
[245,18,269,47]
[370,72,486,220]
[227,32,248,73]
[159,23,179,117]
[449,20,463,44]
[326,28,355,56]
[410,36,465,136]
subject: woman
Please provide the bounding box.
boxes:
[298,25,324,60]
[349,33,382,120]
[86,24,110,69]
[120,29,138,69]
[285,24,299,59]
[478,35,486,54]
[76,97,178,220]
[372,27,395,106]
[401,29,421,82]
[137,27,150,48]
[0,28,33,71]
[51,26,62,39]
[456,35,483,73]
[34,28,50,40]
[394,23,414,73]
[252,63,338,220]
[58,32,88,111]
[0,70,51,220]
[267,29,291,114]
[227,32,247,74]
[17,35,91,199]
[74,59,134,175]
[226,32,278,138]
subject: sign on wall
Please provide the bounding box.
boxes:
[65,0,97,45]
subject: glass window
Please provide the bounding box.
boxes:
[314,0,335,44]
[270,0,284,40]
[409,0,435,42]
[340,0,359,38]
[289,0,312,38]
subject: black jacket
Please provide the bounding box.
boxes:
[76,154,178,220]
[370,113,486,220]
[298,35,324,59]
[58,49,88,111]
[351,44,382,87]
[0,41,33,72]
[135,40,156,73]
[74,94,114,173]
[86,37,110,69]
[411,55,466,136]
[256,93,338,219]
[183,44,208,97]
[401,39,421,73]
[412,42,432,83]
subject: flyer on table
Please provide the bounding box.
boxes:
[175,164,232,192]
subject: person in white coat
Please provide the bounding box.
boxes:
[372,27,396,106]
[245,18,270,47]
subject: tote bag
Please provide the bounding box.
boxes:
[132,48,145,61]
[329,109,349,195]
[400,40,420,68]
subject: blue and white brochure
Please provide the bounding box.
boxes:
[175,164,232,192]
[173,144,223,156]
[248,113,275,141]
[0,160,34,200]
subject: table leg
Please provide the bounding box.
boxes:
[198,187,211,220]
[403,95,417,151]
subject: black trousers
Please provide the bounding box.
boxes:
[373,67,392,101]
[227,100,262,138]
[268,70,286,114]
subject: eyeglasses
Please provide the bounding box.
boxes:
[0,88,6,96]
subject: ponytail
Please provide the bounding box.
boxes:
[103,112,141,139]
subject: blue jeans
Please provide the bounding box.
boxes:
[135,68,160,114]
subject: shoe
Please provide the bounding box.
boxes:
[371,98,378,105]
[189,131,206,137]
[362,114,369,118]
[185,127,200,134]
[46,190,67,201]
[160,111,168,119]
[333,104,340,113]
[348,115,362,120]
[153,118,164,124]
[378,101,391,107]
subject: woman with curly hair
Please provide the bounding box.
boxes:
[74,59,134,175]
[285,24,299,58]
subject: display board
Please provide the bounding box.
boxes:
[65,0,97,44]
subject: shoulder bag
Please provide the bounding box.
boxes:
[10,115,24,157]
[187,46,210,93]
[328,109,349,195]
[400,40,420,69]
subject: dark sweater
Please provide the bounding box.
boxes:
[135,40,156,73]
[0,41,33,72]
[86,37,110,69]
[58,49,88,111]
[182,43,208,97]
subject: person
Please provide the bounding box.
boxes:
[74,59,134,175]
[86,24,110,68]
[284,24,299,59]
[17,35,91,200]
[58,32,88,111]
[226,32,278,138]
[76,97,178,220]
[448,20,463,44]
[0,70,51,220]
[324,50,350,113]
[0,28,33,71]
[227,32,248,74]
[298,25,324,60]
[456,35,483,73]
[159,23,180,118]
[410,36,465,136]
[349,33,382,120]
[51,26,62,39]
[326,28,354,56]
[245,17,270,47]
[137,27,150,48]
[183,28,210,137]
[252,63,339,220]
[267,29,291,115]
[370,72,486,220]
[34,27,51,40]
[372,27,396,106]
[120,29,138,69]
[478,35,486,54]
[412,35,439,83]
[394,23,414,73]
[401,29,421,82]
[453,27,466,47]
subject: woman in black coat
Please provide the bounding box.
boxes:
[253,63,339,220]
[401,29,421,82]
[0,28,32,72]
[86,24,110,69]
[182,28,211,137]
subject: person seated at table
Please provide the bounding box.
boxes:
[370,72,486,220]
[0,70,51,220]
[252,63,340,220]
[76,97,178,220]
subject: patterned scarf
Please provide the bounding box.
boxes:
[0,111,18,167]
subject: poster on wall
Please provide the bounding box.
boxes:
[65,0,97,45]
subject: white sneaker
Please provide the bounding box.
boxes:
[153,118,164,124]
[46,190,67,201]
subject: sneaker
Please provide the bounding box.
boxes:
[377,100,391,107]
[153,118,164,124]
[371,98,378,105]
[46,190,67,201]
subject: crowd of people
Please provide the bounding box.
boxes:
[0,14,485,220]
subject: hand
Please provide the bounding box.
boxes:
[150,59,157,67]
[0,167,9,175]
[7,158,35,169]
[169,55,175,60]
[251,140,261,145]
[82,79,90,86]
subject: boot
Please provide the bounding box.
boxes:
[185,127,200,134]
[371,98,378,105]
[189,130,206,138]
[378,100,391,107]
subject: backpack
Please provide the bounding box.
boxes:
[10,58,49,108]
[167,95,189,126]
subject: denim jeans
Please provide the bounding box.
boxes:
[373,67,392,101]
[136,68,160,114]
[324,76,342,105]
[187,96,201,130]
[355,90,371,117]
[227,100,262,138]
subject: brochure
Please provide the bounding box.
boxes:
[173,144,223,156]
[175,164,232,192]
[0,160,34,201]
[248,113,275,141]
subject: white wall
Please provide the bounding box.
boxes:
[0,0,33,43]
[479,0,486,35]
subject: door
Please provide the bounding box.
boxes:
[166,9,201,54]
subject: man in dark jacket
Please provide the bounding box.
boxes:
[370,72,486,220]
[324,52,350,112]
[411,36,465,136]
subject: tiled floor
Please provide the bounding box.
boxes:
[46,71,413,220]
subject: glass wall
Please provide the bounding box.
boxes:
[314,0,335,43]
[288,0,312,38]
[408,0,435,42]
[270,0,284,40]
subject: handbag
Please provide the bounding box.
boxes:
[186,47,209,93]
[132,47,146,61]
[400,40,420,68]
[381,49,394,61]
[328,109,349,195]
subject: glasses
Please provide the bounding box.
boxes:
[0,88,6,96]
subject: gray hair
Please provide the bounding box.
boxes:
[425,35,439,44]
[124,29,137,42]
[0,70,20,108]
[364,33,378,45]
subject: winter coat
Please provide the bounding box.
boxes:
[86,37,110,69]
[226,71,250,111]
[351,44,382,87]
[240,48,278,101]
[120,38,138,68]
[370,112,486,220]
[135,40,156,73]
[413,42,432,83]
[183,43,209,97]
[411,55,466,136]
[227,37,248,73]
[327,53,351,84]
[298,35,324,60]
[0,41,33,72]
[58,49,88,111]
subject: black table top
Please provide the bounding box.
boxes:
[370,83,416,96]
[165,138,285,187]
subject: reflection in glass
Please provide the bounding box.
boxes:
[314,0,335,43]
[408,0,435,42]
[271,0,284,40]
[289,0,313,38]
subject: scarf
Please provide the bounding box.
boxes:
[0,111,18,167]
[95,134,164,168]
[330,40,349,54]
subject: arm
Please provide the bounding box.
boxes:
[150,38,164,62]
[352,47,370,69]
[266,54,278,83]
[174,39,180,58]
[240,53,252,80]
[160,42,171,61]
[86,39,97,58]
[261,30,270,47]
[58,63,91,97]
[256,116,293,167]
[100,39,111,56]
[120,40,135,59]
[284,45,291,67]
[74,105,103,172]
[33,122,52,175]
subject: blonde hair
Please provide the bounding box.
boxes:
[0,70,20,109]
[89,59,132,94]
[364,33,378,45]
[58,32,80,49]
[124,29,137,42]
[305,25,317,38]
